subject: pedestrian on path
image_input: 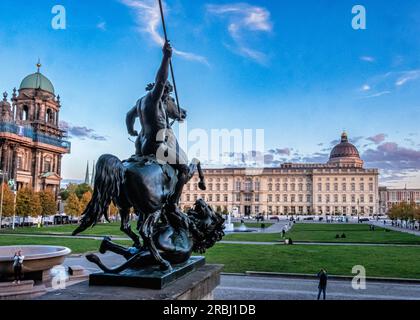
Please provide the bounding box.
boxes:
[13,250,24,284]
[317,269,328,300]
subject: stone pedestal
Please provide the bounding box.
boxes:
[37,264,223,300]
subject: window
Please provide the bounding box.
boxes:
[268,183,273,191]
[342,183,347,191]
[216,194,220,202]
[342,195,347,203]
[255,206,260,213]
[208,194,212,202]
[343,207,347,214]
[255,181,260,191]
[326,183,330,192]
[268,206,272,214]
[298,183,303,191]
[236,194,240,202]
[306,183,311,191]
[325,195,330,203]
[268,194,273,202]
[351,195,356,203]
[298,194,303,202]
[298,206,303,214]
[360,195,365,203]
[369,183,373,192]
[255,194,260,202]
[283,184,288,191]
[186,194,190,202]
[216,183,220,191]
[334,194,338,203]
[17,156,23,170]
[283,194,288,202]
[360,183,364,192]
[291,183,296,191]
[276,183,280,191]
[306,194,311,202]
[244,194,252,202]
[318,195,322,202]
[276,194,280,202]
[235,180,241,191]
[44,160,52,172]
[318,183,322,192]
[291,194,296,202]
[369,195,374,203]
[245,180,252,191]
[224,194,228,202]
[223,183,228,191]
[334,183,338,191]
[351,183,355,191]
[209,183,213,191]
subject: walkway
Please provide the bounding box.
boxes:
[371,221,420,236]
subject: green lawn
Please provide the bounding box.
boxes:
[0,222,134,237]
[224,223,420,244]
[233,222,274,228]
[286,223,420,244]
[202,243,420,279]
[0,235,131,254]
[1,234,419,279]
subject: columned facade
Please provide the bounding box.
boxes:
[181,132,379,217]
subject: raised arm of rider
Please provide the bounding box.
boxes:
[126,106,139,137]
[151,41,172,103]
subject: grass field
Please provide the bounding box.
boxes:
[0,222,133,237]
[203,243,420,279]
[1,234,419,279]
[0,235,131,254]
[224,223,420,244]
[232,222,274,228]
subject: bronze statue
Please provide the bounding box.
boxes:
[73,42,224,273]
[85,199,225,274]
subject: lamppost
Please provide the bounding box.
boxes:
[357,198,360,223]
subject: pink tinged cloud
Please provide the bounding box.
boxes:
[367,133,387,145]
[120,0,208,65]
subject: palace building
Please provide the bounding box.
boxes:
[0,62,70,198]
[181,132,379,216]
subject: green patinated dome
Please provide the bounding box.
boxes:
[19,71,55,94]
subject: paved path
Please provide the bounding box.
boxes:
[216,274,420,300]
[371,221,420,236]
[63,253,420,300]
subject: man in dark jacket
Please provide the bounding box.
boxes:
[317,269,328,300]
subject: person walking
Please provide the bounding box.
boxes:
[317,269,328,300]
[13,250,24,284]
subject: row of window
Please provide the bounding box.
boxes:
[186,181,375,192]
[183,193,375,204]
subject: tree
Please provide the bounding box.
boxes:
[75,184,93,200]
[16,188,42,224]
[65,193,81,217]
[80,191,92,212]
[38,190,57,217]
[109,202,118,220]
[0,183,15,218]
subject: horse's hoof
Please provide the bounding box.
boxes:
[160,262,172,272]
[99,237,111,254]
[86,254,101,264]
[198,181,206,191]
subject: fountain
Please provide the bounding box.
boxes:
[237,220,248,232]
[224,213,235,232]
[0,245,71,281]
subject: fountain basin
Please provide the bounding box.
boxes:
[0,245,71,277]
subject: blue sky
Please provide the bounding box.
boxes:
[0,0,419,187]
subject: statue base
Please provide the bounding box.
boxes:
[37,263,223,300]
[89,256,205,290]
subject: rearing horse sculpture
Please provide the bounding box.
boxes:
[72,154,206,271]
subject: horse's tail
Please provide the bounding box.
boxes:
[72,154,125,236]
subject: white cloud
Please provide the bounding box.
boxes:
[395,70,420,86]
[360,56,375,63]
[120,0,208,65]
[361,84,371,91]
[364,91,391,98]
[97,21,107,31]
[207,3,272,64]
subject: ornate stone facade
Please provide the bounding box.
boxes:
[0,63,70,198]
[181,132,379,216]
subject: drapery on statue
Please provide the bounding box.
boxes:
[73,42,225,273]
